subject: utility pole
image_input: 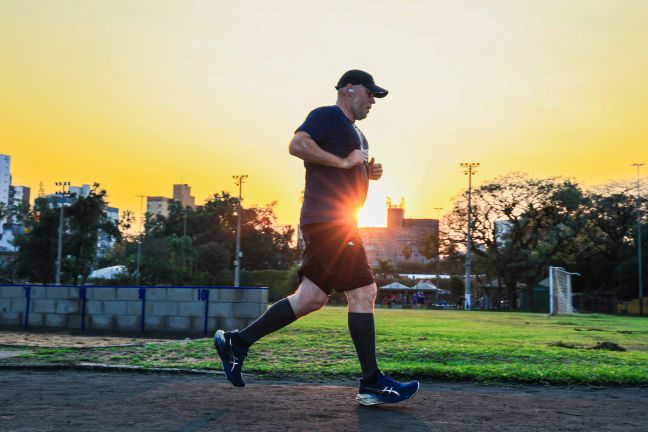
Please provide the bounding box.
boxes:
[233,174,248,287]
[433,207,443,289]
[135,195,146,286]
[183,206,188,237]
[460,163,479,310]
[54,181,70,285]
[632,163,645,315]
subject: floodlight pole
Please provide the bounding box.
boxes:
[233,174,248,287]
[460,163,479,310]
[135,194,146,286]
[632,163,645,315]
[433,206,443,289]
[54,181,70,285]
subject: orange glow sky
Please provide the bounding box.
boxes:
[2,1,647,228]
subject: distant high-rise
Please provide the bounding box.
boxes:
[97,206,120,256]
[43,184,91,208]
[0,155,15,251]
[10,186,30,208]
[0,155,10,209]
[360,200,439,267]
[173,184,195,208]
[147,196,171,217]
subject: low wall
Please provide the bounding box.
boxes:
[0,284,268,336]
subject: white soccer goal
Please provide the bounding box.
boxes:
[549,266,579,315]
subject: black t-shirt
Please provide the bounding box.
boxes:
[296,105,369,226]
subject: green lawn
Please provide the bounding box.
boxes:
[5,307,648,385]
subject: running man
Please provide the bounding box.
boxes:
[214,69,420,405]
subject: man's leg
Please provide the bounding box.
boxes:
[236,276,329,348]
[347,283,421,405]
[214,276,328,387]
[346,283,379,382]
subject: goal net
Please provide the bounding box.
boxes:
[549,266,577,315]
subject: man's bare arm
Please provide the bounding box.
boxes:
[289,131,366,169]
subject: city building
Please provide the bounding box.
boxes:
[147,184,196,218]
[10,185,30,208]
[494,220,513,249]
[0,155,20,252]
[359,200,439,267]
[43,184,91,208]
[173,184,196,209]
[147,196,171,217]
[0,155,10,210]
[97,206,119,256]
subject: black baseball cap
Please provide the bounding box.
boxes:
[335,69,388,98]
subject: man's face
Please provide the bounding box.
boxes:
[350,85,375,121]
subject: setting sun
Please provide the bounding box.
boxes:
[357,190,388,227]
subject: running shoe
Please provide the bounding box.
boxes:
[213,329,247,387]
[355,373,420,405]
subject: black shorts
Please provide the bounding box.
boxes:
[298,222,375,295]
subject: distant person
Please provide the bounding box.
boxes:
[213,69,419,406]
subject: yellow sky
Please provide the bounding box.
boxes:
[2,0,647,228]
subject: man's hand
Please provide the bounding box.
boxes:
[342,149,368,169]
[368,157,383,180]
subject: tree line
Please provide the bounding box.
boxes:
[3,174,646,309]
[3,185,300,287]
[438,173,646,307]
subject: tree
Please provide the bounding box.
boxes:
[574,181,648,300]
[64,184,121,284]
[12,199,59,283]
[12,184,119,284]
[445,173,590,307]
[126,192,300,284]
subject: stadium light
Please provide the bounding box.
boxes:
[54,181,71,285]
[632,163,644,315]
[233,174,248,287]
[433,207,443,288]
[460,163,479,310]
[135,194,146,286]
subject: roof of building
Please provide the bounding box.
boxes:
[379,282,411,290]
[88,265,127,280]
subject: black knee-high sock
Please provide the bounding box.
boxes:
[236,298,297,348]
[348,312,379,382]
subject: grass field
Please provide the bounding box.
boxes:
[4,307,648,385]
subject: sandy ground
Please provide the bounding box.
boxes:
[1,370,647,432]
[0,329,176,348]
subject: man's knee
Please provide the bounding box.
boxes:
[347,283,377,311]
[288,277,329,316]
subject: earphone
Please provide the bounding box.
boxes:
[347,88,354,93]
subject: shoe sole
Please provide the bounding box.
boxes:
[355,382,420,406]
[213,330,245,388]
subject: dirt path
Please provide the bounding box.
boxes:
[1,370,647,432]
[0,329,175,348]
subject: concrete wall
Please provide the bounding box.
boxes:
[0,285,268,336]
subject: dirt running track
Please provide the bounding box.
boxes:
[1,370,647,432]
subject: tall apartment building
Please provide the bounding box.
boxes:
[359,202,439,267]
[147,196,171,217]
[10,185,30,208]
[173,184,196,208]
[147,184,196,218]
[43,184,92,208]
[0,155,17,251]
[0,155,10,210]
[97,206,119,256]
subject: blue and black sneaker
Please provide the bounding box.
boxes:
[356,373,420,405]
[213,329,248,387]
